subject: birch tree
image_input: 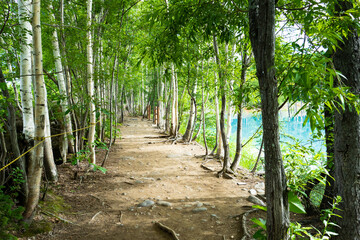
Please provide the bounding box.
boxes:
[49,3,74,162]
[18,0,34,140]
[23,0,45,222]
[170,64,178,137]
[87,0,96,165]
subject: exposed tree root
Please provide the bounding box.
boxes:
[200,164,215,172]
[217,168,236,179]
[241,209,258,240]
[154,221,180,240]
[144,135,170,139]
[119,210,123,223]
[40,210,75,225]
[89,211,102,223]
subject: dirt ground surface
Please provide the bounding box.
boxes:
[25,117,265,240]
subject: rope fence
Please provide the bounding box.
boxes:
[0,120,100,172]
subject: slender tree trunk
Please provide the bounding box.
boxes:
[231,109,242,171]
[87,0,96,165]
[24,0,45,221]
[320,105,335,210]
[0,131,6,186]
[165,77,171,133]
[18,0,35,140]
[141,66,145,116]
[0,68,28,204]
[249,1,289,239]
[7,60,22,112]
[43,85,58,182]
[158,69,165,129]
[211,71,220,156]
[201,73,209,155]
[251,137,264,173]
[183,66,198,142]
[213,35,230,174]
[49,4,74,161]
[231,49,250,171]
[332,1,360,238]
[170,64,178,137]
[120,84,125,123]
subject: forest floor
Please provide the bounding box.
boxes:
[23,117,266,240]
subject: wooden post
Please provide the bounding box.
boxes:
[147,105,151,120]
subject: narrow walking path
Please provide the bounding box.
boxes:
[41,117,262,240]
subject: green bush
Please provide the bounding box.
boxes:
[0,186,24,239]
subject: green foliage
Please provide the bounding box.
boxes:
[252,196,341,240]
[8,168,25,199]
[0,186,24,239]
[89,163,107,174]
[288,191,306,214]
[288,196,342,240]
[94,139,108,151]
[70,149,91,165]
[251,217,267,240]
[282,139,327,197]
[70,147,107,174]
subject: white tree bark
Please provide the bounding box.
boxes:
[87,0,96,165]
[18,0,35,140]
[158,68,165,129]
[24,0,44,221]
[170,64,178,136]
[43,85,58,182]
[49,4,74,160]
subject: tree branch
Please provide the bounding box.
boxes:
[0,1,10,35]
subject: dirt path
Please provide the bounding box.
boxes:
[38,117,262,240]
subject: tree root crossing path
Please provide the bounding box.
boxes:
[46,117,263,240]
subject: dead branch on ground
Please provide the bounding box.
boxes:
[154,221,180,240]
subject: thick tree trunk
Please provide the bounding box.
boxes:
[332,2,360,237]
[0,68,28,204]
[87,0,96,165]
[18,0,35,140]
[23,0,45,221]
[249,0,289,239]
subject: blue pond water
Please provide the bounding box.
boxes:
[230,111,324,152]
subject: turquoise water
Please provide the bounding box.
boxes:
[230,111,325,152]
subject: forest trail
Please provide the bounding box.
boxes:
[39,117,262,240]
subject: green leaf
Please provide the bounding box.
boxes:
[89,163,107,174]
[251,218,266,230]
[252,205,267,211]
[288,191,306,214]
[253,229,266,240]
